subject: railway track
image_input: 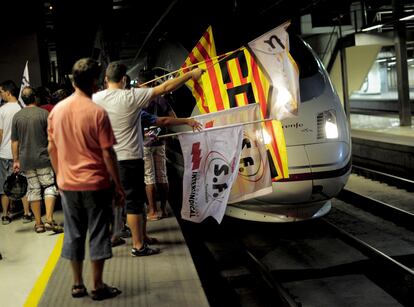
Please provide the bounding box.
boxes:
[168,165,414,306]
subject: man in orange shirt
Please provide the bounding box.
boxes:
[48,58,125,301]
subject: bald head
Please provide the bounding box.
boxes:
[21,86,37,105]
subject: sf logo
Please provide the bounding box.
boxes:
[238,133,266,182]
[204,152,233,199]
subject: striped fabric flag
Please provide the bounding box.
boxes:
[180,26,217,114]
[182,27,289,180]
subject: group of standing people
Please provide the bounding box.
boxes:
[0,80,65,233]
[45,58,204,300]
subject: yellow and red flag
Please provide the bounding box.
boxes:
[180,26,217,114]
[181,27,289,180]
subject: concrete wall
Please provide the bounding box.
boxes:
[330,45,382,105]
[0,33,42,88]
[352,136,414,179]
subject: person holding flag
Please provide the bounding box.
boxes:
[93,62,204,257]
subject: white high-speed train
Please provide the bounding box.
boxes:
[224,36,352,222]
[142,34,351,223]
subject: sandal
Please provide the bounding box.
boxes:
[45,220,64,233]
[71,284,88,298]
[34,223,46,233]
[91,284,121,301]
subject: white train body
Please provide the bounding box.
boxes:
[150,36,351,223]
[225,38,351,222]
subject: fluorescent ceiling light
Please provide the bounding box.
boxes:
[400,14,414,21]
[362,24,384,32]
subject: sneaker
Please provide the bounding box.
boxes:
[1,216,11,225]
[131,244,160,257]
[22,214,33,224]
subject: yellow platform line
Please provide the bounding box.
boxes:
[24,234,64,307]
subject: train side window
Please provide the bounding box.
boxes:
[289,35,320,79]
[289,35,326,101]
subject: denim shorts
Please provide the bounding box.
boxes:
[60,188,113,261]
[118,159,146,215]
[0,158,13,195]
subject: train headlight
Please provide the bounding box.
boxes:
[317,110,338,139]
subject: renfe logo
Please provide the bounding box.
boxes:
[191,142,202,170]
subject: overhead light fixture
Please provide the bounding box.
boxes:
[361,24,384,32]
[400,14,414,21]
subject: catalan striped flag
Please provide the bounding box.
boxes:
[180,26,217,114]
[181,27,289,180]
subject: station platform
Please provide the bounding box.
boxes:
[0,208,209,307]
[350,113,414,178]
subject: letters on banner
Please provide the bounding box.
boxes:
[178,126,243,223]
[248,21,300,120]
[181,25,290,181]
[193,104,272,203]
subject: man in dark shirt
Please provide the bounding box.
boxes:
[11,86,62,233]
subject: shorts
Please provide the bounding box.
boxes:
[118,159,146,215]
[24,167,58,202]
[60,188,113,261]
[0,158,13,195]
[143,145,168,185]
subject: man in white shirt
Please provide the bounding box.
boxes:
[93,63,203,256]
[0,80,31,224]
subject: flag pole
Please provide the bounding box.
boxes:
[139,47,245,86]
[158,118,274,139]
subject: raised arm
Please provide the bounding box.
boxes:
[155,117,202,132]
[151,68,204,99]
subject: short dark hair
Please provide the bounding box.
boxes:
[35,86,51,105]
[72,58,101,93]
[21,86,37,105]
[52,89,68,104]
[0,80,19,97]
[106,63,127,83]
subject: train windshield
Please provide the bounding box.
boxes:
[289,35,326,102]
